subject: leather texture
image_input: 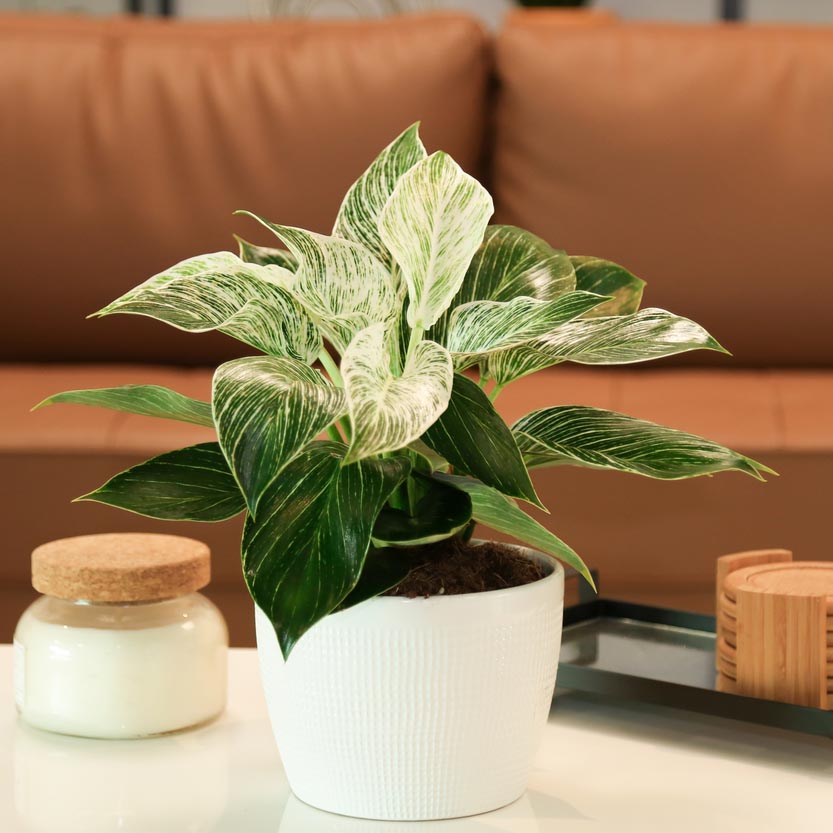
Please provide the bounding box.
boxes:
[494,15,833,366]
[0,12,489,363]
[2,11,832,645]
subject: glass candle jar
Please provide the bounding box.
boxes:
[14,533,228,739]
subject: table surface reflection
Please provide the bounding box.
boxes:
[1,646,830,833]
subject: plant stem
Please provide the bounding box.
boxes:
[318,349,343,387]
[488,383,504,403]
[404,325,424,369]
[318,349,352,440]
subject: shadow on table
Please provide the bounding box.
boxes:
[553,691,833,776]
[276,788,586,832]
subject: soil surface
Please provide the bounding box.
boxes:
[384,538,545,598]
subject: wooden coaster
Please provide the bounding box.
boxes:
[717,636,833,675]
[715,550,792,666]
[716,671,833,705]
[724,562,833,611]
[717,650,737,680]
[720,615,833,647]
[718,592,833,632]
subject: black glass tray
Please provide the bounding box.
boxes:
[556,598,833,740]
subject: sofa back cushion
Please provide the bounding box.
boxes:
[493,15,833,366]
[0,13,489,363]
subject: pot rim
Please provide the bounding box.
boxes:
[351,540,563,607]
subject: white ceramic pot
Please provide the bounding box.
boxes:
[255,544,564,821]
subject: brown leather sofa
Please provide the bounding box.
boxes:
[2,10,831,645]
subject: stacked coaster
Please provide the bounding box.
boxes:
[716,550,833,709]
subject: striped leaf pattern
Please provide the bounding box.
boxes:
[243,442,411,656]
[444,291,608,370]
[513,406,774,480]
[78,443,245,521]
[34,385,213,427]
[487,308,726,385]
[94,252,320,363]
[572,256,645,318]
[213,356,347,515]
[434,474,594,587]
[342,323,453,463]
[430,225,577,347]
[422,373,542,507]
[333,122,427,268]
[239,215,399,355]
[379,151,494,330]
[236,235,298,271]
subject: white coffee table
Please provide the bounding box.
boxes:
[0,645,829,832]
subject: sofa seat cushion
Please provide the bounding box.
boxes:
[4,363,832,643]
[12,363,833,456]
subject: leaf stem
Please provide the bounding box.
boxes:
[325,424,343,443]
[488,383,504,403]
[318,349,343,387]
[404,325,424,369]
[318,350,352,440]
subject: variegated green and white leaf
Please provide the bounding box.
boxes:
[342,323,453,463]
[213,356,347,516]
[435,473,594,588]
[572,256,645,317]
[513,406,774,481]
[94,253,320,363]
[430,225,577,347]
[445,291,609,371]
[333,122,427,268]
[243,441,410,656]
[77,443,245,521]
[238,214,399,355]
[488,308,727,385]
[34,385,213,427]
[235,235,298,271]
[379,151,494,330]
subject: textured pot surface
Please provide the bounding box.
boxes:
[255,546,564,821]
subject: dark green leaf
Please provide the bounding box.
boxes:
[571,256,645,317]
[34,385,213,427]
[337,546,417,611]
[514,406,775,480]
[372,474,472,546]
[435,473,594,588]
[235,235,298,271]
[213,356,346,516]
[77,443,245,521]
[422,373,543,508]
[243,442,411,657]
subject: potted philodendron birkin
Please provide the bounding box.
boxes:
[39,124,771,821]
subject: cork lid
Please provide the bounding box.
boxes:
[32,533,211,602]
